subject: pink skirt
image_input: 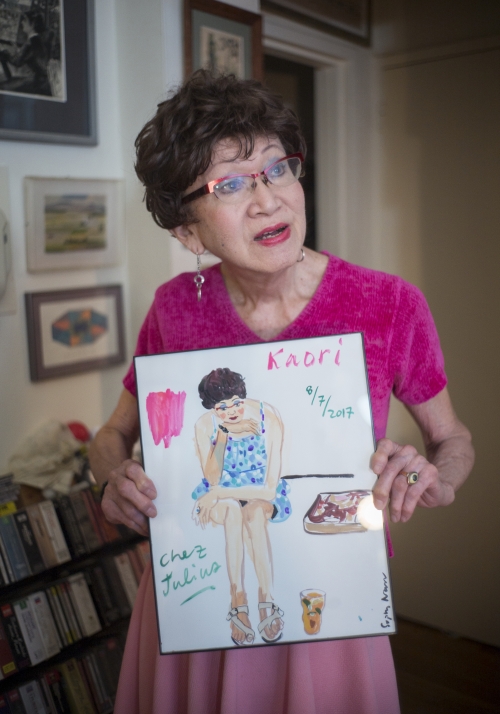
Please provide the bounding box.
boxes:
[115,564,400,714]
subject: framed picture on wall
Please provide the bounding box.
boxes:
[25,285,126,381]
[0,0,97,145]
[184,0,262,81]
[264,0,370,45]
[24,177,124,272]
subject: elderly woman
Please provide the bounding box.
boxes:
[89,70,474,714]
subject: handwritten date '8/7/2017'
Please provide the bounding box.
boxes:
[306,386,354,420]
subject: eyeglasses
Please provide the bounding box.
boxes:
[182,153,305,205]
[216,399,244,411]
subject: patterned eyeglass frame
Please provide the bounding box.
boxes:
[181,152,305,205]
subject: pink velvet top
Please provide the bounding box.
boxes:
[124,253,447,441]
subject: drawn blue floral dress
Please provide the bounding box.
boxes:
[192,403,291,523]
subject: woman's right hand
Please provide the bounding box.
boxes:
[101,459,157,537]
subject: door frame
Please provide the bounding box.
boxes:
[263,13,375,267]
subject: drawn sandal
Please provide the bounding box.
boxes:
[227,605,255,646]
[258,602,284,644]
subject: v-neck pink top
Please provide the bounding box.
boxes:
[117,253,446,714]
[124,253,446,442]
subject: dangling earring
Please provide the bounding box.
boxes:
[297,248,305,262]
[194,252,205,302]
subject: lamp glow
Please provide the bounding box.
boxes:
[357,495,384,531]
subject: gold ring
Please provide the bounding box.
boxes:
[402,471,419,485]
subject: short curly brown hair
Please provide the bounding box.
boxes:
[198,368,247,410]
[134,70,306,230]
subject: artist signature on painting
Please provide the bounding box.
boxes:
[159,544,222,604]
[380,572,393,629]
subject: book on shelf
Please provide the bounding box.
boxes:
[83,567,121,627]
[86,489,121,545]
[37,502,71,566]
[100,557,131,620]
[66,574,101,638]
[92,642,121,706]
[53,497,88,559]
[0,603,31,670]
[0,616,17,679]
[13,511,45,576]
[0,475,20,509]
[0,502,17,517]
[19,679,48,714]
[0,515,31,581]
[113,553,138,610]
[43,669,71,714]
[0,549,11,588]
[13,599,47,666]
[4,688,26,714]
[54,583,82,644]
[28,592,61,658]
[101,636,124,690]
[58,659,95,714]
[80,652,113,714]
[79,491,104,549]
[68,493,101,554]
[45,587,72,648]
[26,505,59,570]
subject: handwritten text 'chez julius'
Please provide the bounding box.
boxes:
[159,545,222,604]
[267,339,343,371]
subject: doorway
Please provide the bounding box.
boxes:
[264,54,316,250]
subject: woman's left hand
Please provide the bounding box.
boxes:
[370,438,455,523]
[193,490,219,528]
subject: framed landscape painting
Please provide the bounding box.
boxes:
[135,333,395,655]
[25,177,124,272]
[184,0,262,80]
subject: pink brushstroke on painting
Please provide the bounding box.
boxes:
[146,389,187,448]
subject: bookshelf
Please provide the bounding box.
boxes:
[0,477,149,714]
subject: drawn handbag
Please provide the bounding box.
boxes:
[303,490,371,534]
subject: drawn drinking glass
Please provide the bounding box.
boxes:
[300,589,326,635]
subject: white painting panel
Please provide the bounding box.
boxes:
[135,333,395,654]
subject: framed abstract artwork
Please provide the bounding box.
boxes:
[0,0,97,144]
[184,0,262,81]
[24,177,124,273]
[25,285,125,381]
[135,333,395,655]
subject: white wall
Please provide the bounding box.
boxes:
[0,0,261,471]
[115,0,260,346]
[372,1,500,646]
[0,0,126,470]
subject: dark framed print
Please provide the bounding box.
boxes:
[0,0,97,145]
[25,285,125,381]
[263,0,370,45]
[184,0,262,81]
